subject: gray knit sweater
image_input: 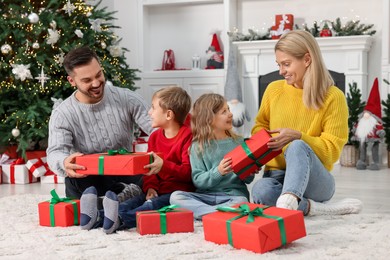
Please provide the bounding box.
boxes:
[46,84,153,177]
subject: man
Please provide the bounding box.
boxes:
[47,46,153,200]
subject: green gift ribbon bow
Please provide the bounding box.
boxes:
[235,140,273,178]
[49,189,79,227]
[98,149,153,175]
[217,204,287,247]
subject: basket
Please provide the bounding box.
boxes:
[339,145,359,167]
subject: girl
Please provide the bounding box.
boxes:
[170,93,256,220]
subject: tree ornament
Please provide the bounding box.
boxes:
[50,20,57,29]
[32,42,40,49]
[35,66,50,88]
[320,21,332,37]
[101,41,107,49]
[12,128,20,137]
[46,29,60,45]
[1,43,12,54]
[11,64,33,81]
[74,29,84,38]
[62,0,76,16]
[28,13,39,24]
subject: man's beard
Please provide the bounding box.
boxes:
[355,115,378,142]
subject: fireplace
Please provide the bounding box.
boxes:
[234,35,373,136]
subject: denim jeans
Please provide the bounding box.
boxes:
[116,193,171,229]
[251,140,335,215]
[170,191,248,220]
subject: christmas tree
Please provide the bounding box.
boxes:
[346,82,365,147]
[0,0,139,158]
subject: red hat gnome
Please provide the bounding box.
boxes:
[354,78,385,170]
[205,32,224,69]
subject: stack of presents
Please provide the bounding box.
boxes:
[5,132,307,254]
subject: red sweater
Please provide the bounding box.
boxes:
[142,125,195,195]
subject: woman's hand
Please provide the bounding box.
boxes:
[218,157,233,176]
[267,128,302,150]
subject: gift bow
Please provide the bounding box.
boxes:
[10,158,26,184]
[49,189,79,226]
[11,158,25,165]
[157,205,180,234]
[0,153,10,165]
[107,148,132,155]
[217,204,287,247]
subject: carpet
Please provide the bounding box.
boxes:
[0,194,388,260]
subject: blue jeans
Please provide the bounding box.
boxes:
[115,193,171,229]
[251,140,335,215]
[170,191,248,220]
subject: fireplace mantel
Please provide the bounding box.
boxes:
[233,35,373,136]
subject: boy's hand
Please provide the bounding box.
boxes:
[218,157,233,176]
[144,152,163,175]
[64,152,87,178]
[146,188,158,200]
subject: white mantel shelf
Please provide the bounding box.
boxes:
[233,35,374,136]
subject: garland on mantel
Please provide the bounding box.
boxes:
[228,17,376,41]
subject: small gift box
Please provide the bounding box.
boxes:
[38,189,80,227]
[203,203,306,254]
[132,137,148,152]
[136,205,194,235]
[75,149,161,176]
[26,157,50,178]
[2,158,38,184]
[40,172,65,184]
[270,14,294,39]
[224,129,281,180]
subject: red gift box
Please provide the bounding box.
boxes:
[271,14,294,39]
[136,205,194,235]
[25,150,46,160]
[203,202,306,254]
[38,189,80,227]
[224,129,281,180]
[75,150,161,175]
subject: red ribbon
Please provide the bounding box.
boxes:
[10,158,26,184]
[29,158,45,176]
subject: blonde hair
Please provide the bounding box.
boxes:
[275,30,334,110]
[191,93,239,154]
[153,86,191,125]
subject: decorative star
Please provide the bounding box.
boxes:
[35,66,50,88]
[54,51,65,66]
[62,0,76,16]
[11,64,33,81]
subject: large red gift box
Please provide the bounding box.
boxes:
[136,205,194,235]
[224,129,281,180]
[202,202,306,254]
[75,151,161,175]
[38,189,80,227]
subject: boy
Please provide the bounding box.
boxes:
[80,86,195,233]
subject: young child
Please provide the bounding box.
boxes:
[170,93,256,220]
[80,86,195,233]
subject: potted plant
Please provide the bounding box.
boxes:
[381,79,390,167]
[340,82,365,167]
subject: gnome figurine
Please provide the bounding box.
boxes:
[225,44,250,130]
[205,32,224,69]
[354,78,385,170]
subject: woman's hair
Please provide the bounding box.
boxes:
[191,93,239,153]
[153,86,191,125]
[63,46,100,76]
[275,30,334,110]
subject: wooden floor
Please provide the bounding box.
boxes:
[1,164,390,214]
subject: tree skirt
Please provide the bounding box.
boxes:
[0,194,388,259]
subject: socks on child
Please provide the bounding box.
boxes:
[103,190,121,234]
[80,186,99,230]
[276,193,299,210]
[308,198,363,216]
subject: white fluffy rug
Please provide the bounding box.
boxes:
[0,194,389,260]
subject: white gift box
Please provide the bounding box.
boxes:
[26,157,50,178]
[40,174,65,184]
[133,137,148,152]
[2,162,38,184]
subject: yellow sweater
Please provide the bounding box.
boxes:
[252,80,348,171]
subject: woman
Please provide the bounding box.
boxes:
[251,30,362,216]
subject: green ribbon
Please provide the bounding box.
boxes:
[217,204,287,247]
[235,140,273,178]
[98,149,154,175]
[48,189,79,227]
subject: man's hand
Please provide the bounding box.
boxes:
[146,188,158,200]
[64,152,87,178]
[144,152,163,176]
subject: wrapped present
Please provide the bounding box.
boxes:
[136,205,194,235]
[2,158,38,184]
[38,189,80,227]
[25,150,46,160]
[132,137,148,152]
[224,129,282,180]
[203,202,306,254]
[270,14,294,39]
[40,172,65,184]
[0,153,14,184]
[75,149,161,176]
[26,157,50,178]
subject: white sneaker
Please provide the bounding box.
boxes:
[276,194,299,210]
[308,198,363,216]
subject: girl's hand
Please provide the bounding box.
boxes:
[218,157,233,176]
[144,152,163,175]
[146,188,158,200]
[267,128,302,150]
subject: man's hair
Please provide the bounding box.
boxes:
[153,86,191,125]
[63,46,100,75]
